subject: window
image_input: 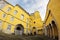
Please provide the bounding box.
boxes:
[0,4,3,9]
[34,21,36,24]
[0,20,2,26]
[0,1,6,9]
[10,16,14,21]
[20,14,24,20]
[33,27,36,29]
[2,13,6,18]
[6,7,11,12]
[7,24,11,30]
[14,10,18,15]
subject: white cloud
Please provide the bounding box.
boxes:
[23,0,28,3]
[24,0,49,20]
[24,0,48,21]
[7,0,49,21]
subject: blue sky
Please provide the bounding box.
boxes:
[6,0,49,21]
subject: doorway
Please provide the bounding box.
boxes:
[15,24,24,35]
[51,21,58,40]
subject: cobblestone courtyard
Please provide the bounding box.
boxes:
[0,32,55,40]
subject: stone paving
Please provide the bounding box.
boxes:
[0,32,55,40]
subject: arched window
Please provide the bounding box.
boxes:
[7,24,11,30]
[6,7,11,12]
[0,20,2,27]
[20,14,24,20]
[2,13,6,18]
[10,16,14,21]
[14,10,18,15]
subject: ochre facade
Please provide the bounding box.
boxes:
[44,0,60,40]
[0,0,43,35]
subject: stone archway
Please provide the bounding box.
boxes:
[51,21,58,40]
[15,24,24,35]
[49,24,53,38]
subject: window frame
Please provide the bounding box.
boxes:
[14,10,18,15]
[7,24,11,30]
[0,20,2,27]
[2,13,6,18]
[10,16,14,21]
[6,7,11,12]
[20,14,24,20]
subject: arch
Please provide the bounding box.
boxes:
[51,21,58,40]
[32,27,37,35]
[46,25,50,37]
[33,27,36,29]
[44,26,48,36]
[14,24,24,35]
[49,24,53,38]
[46,26,48,36]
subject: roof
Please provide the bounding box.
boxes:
[3,0,30,16]
[4,0,14,7]
[15,4,30,16]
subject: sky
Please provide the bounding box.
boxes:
[6,0,49,21]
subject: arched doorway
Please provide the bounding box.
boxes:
[51,21,58,40]
[47,25,50,37]
[33,27,36,35]
[15,24,24,35]
[49,24,53,38]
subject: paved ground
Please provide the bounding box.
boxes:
[0,32,54,40]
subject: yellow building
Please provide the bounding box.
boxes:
[0,0,30,35]
[0,0,43,35]
[44,0,60,40]
[8,4,30,35]
[30,11,43,35]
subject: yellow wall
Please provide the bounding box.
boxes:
[0,3,30,34]
[2,4,14,14]
[0,0,43,35]
[44,0,60,40]
[0,10,7,21]
[30,11,43,35]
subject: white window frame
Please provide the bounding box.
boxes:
[0,1,6,9]
[10,16,14,21]
[2,13,6,18]
[14,10,18,15]
[20,14,24,20]
[7,24,11,30]
[0,20,2,27]
[6,7,11,12]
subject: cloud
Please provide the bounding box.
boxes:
[23,0,28,3]
[6,0,18,6]
[6,0,49,21]
[24,0,49,20]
